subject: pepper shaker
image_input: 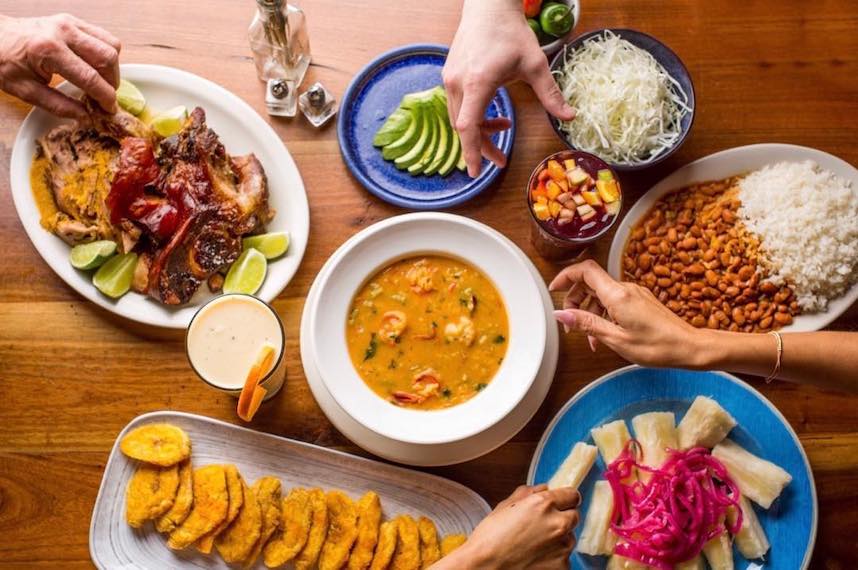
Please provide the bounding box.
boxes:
[299,82,338,127]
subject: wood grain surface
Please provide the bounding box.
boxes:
[0,1,856,568]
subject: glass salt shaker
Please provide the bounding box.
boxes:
[299,82,337,127]
[248,0,312,116]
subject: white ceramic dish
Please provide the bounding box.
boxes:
[300,217,559,466]
[9,64,309,329]
[608,143,858,332]
[90,411,490,569]
[310,213,547,445]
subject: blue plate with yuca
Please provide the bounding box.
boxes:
[337,43,515,210]
[528,365,816,569]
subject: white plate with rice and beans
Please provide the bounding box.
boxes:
[608,143,858,333]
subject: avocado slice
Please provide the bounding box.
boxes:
[400,87,439,110]
[408,105,441,174]
[394,103,434,170]
[456,151,467,172]
[382,107,421,160]
[373,108,411,147]
[438,129,461,177]
[424,95,452,176]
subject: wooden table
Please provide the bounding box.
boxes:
[1,0,856,567]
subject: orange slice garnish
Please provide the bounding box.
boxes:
[237,344,276,422]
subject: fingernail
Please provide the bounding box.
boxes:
[563,324,570,334]
[553,310,574,327]
[588,336,597,352]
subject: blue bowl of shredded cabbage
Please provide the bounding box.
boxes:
[549,29,695,172]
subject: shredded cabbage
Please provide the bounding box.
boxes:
[605,441,742,569]
[555,31,691,165]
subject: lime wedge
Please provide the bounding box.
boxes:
[223,249,267,295]
[242,232,290,260]
[150,105,188,138]
[93,252,138,298]
[70,240,117,270]
[116,79,146,116]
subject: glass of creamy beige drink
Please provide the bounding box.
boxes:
[186,294,286,400]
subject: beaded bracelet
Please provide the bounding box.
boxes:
[765,331,783,383]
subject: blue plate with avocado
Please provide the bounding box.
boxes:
[338,44,515,210]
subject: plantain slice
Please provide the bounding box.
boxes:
[439,534,467,557]
[390,515,421,570]
[167,464,228,550]
[264,487,312,567]
[216,479,262,563]
[244,476,283,568]
[155,460,193,533]
[369,520,399,570]
[417,517,440,569]
[294,488,330,570]
[318,490,359,570]
[125,463,180,528]
[347,491,383,570]
[120,423,191,467]
[197,464,244,553]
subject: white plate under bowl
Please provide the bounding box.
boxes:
[10,64,309,329]
[90,411,490,569]
[607,143,858,332]
[300,220,559,466]
[310,213,547,446]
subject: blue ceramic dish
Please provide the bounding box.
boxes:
[548,29,696,172]
[528,365,816,569]
[337,44,515,210]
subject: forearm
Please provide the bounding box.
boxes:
[694,330,858,392]
[429,541,497,570]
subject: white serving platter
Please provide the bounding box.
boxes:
[90,411,490,569]
[607,143,858,332]
[300,213,559,466]
[10,64,309,329]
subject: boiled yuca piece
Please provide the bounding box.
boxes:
[677,396,737,449]
[727,495,770,559]
[676,555,706,570]
[712,439,792,508]
[631,411,678,470]
[701,531,733,570]
[548,442,598,490]
[591,420,632,465]
[606,555,651,569]
[576,480,615,556]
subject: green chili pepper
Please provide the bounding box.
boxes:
[527,18,542,38]
[539,2,573,37]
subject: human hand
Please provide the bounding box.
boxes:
[443,0,575,177]
[0,13,121,118]
[550,260,709,368]
[435,485,580,570]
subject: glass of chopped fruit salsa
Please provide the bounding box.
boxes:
[527,150,622,260]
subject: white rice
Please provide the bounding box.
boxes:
[738,161,858,312]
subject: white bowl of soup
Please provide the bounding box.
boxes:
[309,213,547,445]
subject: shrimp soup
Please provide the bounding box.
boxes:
[346,255,509,410]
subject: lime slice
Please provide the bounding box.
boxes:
[242,232,290,260]
[70,240,117,270]
[223,249,268,295]
[150,105,188,138]
[93,252,138,298]
[116,79,146,116]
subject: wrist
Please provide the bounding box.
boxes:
[440,539,500,570]
[463,0,521,15]
[685,329,727,370]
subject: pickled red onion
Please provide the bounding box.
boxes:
[604,441,743,569]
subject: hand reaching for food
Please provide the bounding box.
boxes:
[0,13,121,118]
[432,485,580,570]
[443,0,575,177]
[550,260,858,391]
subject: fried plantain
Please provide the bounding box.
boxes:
[318,490,360,570]
[167,464,229,550]
[155,460,193,533]
[294,488,329,570]
[125,463,180,528]
[369,520,398,570]
[263,487,312,567]
[120,423,191,467]
[197,464,244,553]
[417,517,440,568]
[439,534,466,557]
[390,515,421,570]
[244,476,283,568]
[347,491,383,570]
[216,480,262,563]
